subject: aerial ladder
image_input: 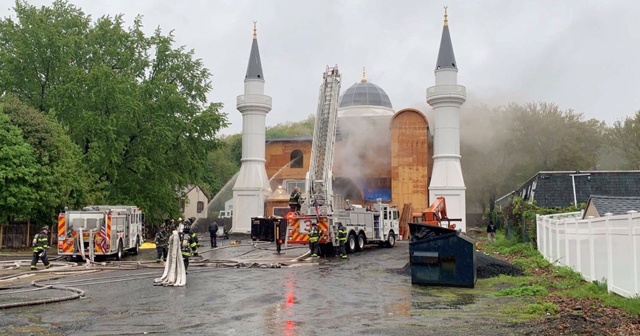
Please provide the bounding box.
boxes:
[304,65,342,217]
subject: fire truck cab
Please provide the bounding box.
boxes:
[57,205,144,261]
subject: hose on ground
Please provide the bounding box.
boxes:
[0,280,85,310]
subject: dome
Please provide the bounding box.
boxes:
[339,81,393,109]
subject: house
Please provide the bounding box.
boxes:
[583,195,640,218]
[496,170,640,208]
[180,185,209,220]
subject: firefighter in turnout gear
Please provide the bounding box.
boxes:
[154,226,169,262]
[31,226,51,270]
[179,225,196,272]
[289,187,302,213]
[309,223,321,257]
[184,218,200,256]
[337,222,348,259]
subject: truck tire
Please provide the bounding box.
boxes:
[131,236,140,255]
[346,233,357,254]
[356,232,365,252]
[386,231,396,248]
[115,240,124,261]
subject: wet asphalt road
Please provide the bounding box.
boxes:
[0,236,524,336]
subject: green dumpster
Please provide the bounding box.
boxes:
[409,223,476,288]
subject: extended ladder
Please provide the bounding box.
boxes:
[307,66,342,214]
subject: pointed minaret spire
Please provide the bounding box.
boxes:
[245,21,264,80]
[435,6,457,70]
[361,67,367,83]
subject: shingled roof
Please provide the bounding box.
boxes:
[496,171,640,208]
[584,195,640,217]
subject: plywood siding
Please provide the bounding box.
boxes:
[391,109,429,209]
[265,141,311,181]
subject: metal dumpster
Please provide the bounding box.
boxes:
[251,217,286,243]
[251,217,270,241]
[409,223,476,288]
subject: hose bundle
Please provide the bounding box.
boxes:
[153,231,186,287]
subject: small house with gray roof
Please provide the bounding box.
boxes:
[583,195,640,218]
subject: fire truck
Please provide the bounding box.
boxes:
[286,66,399,255]
[57,205,144,261]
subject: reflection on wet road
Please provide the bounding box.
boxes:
[0,240,521,336]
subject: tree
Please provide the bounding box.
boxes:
[1,96,103,224]
[460,102,606,214]
[608,110,640,169]
[0,110,39,224]
[0,1,228,222]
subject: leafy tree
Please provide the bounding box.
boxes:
[265,114,315,139]
[461,102,606,214]
[608,110,640,169]
[1,96,103,224]
[0,1,228,223]
[0,110,39,224]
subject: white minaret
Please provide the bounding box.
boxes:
[427,7,468,232]
[231,22,272,233]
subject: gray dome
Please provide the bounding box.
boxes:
[339,81,392,109]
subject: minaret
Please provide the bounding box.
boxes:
[426,7,468,231]
[231,22,272,233]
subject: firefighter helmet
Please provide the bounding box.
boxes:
[41,226,49,231]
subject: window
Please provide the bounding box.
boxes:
[290,150,303,168]
[285,180,306,193]
[197,201,205,214]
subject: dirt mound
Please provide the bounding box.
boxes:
[393,252,523,279]
[476,252,524,278]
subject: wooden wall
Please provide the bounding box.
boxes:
[265,140,311,183]
[390,109,430,210]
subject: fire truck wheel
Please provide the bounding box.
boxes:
[131,236,140,255]
[356,233,365,252]
[386,231,396,248]
[346,233,357,254]
[115,240,124,261]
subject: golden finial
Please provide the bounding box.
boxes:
[361,67,367,83]
[443,6,448,26]
[253,21,257,39]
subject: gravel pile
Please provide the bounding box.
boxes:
[394,251,524,279]
[476,252,523,278]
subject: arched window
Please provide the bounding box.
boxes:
[197,201,204,213]
[290,150,303,168]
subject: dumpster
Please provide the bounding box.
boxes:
[251,217,285,243]
[408,223,476,287]
[251,217,270,241]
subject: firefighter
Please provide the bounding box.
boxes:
[30,226,51,270]
[337,222,348,259]
[289,187,302,213]
[179,225,197,272]
[308,223,321,257]
[209,221,219,248]
[154,225,169,263]
[184,219,200,255]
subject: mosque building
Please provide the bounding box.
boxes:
[232,8,467,230]
[263,69,431,217]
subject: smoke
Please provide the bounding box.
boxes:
[333,114,392,191]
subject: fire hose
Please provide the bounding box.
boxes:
[153,230,186,287]
[0,280,85,309]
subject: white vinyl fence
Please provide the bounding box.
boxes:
[536,211,640,298]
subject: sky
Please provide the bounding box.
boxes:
[2,0,639,135]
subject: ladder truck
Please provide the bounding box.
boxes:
[286,66,399,256]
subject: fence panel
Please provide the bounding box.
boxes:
[537,212,640,298]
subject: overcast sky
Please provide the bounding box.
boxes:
[3,0,639,135]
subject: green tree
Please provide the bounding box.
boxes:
[608,110,640,169]
[1,96,103,224]
[461,102,606,214]
[0,110,39,223]
[0,1,228,222]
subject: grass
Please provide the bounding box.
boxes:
[480,232,640,316]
